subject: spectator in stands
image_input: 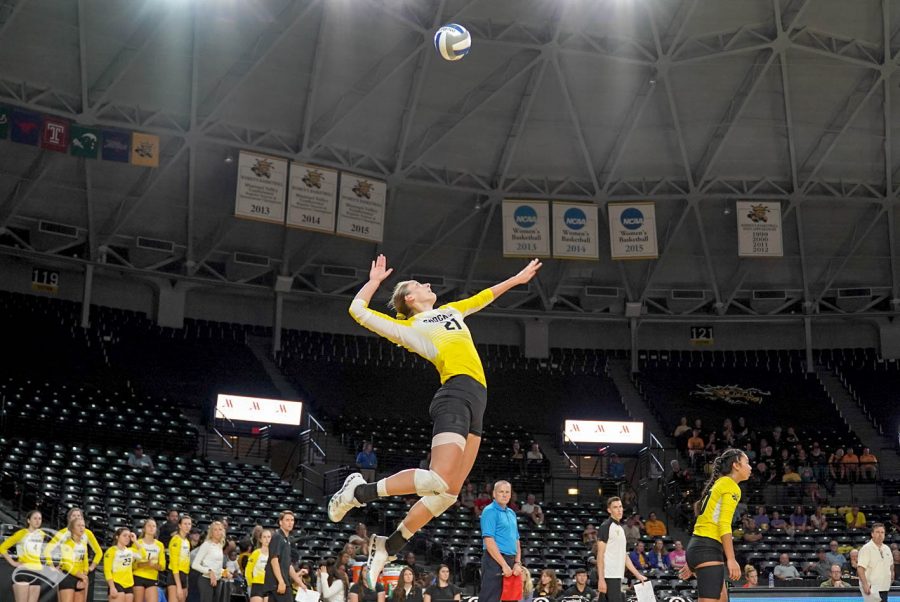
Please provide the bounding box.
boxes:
[820,565,851,588]
[628,542,649,571]
[739,514,763,543]
[828,447,845,481]
[526,443,544,475]
[806,549,831,580]
[0,509,47,602]
[393,567,422,602]
[317,559,349,602]
[687,429,705,462]
[782,463,801,483]
[535,569,561,599]
[848,548,861,577]
[753,506,770,530]
[668,541,686,569]
[892,549,900,584]
[349,566,386,602]
[561,568,595,602]
[128,445,155,471]
[104,527,137,602]
[841,448,860,482]
[742,565,759,588]
[160,509,180,546]
[510,440,524,472]
[809,442,827,480]
[801,466,822,504]
[810,508,829,531]
[647,540,670,570]
[774,554,801,581]
[846,505,867,529]
[858,523,893,601]
[721,419,735,446]
[644,512,667,537]
[623,515,642,549]
[459,482,476,512]
[673,416,691,442]
[473,488,492,518]
[349,523,370,556]
[621,488,638,515]
[519,494,545,527]
[859,448,878,480]
[402,553,421,580]
[770,511,788,532]
[607,454,625,479]
[889,513,900,534]
[192,521,228,602]
[355,442,378,482]
[827,541,847,569]
[705,432,720,457]
[789,506,808,533]
[735,417,749,443]
[742,442,756,463]
[582,524,597,546]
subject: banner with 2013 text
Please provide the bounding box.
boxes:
[234,151,287,224]
[502,200,551,257]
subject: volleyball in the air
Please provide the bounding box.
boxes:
[434,24,471,61]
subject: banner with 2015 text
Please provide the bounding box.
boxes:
[234,151,287,225]
[502,200,551,257]
[608,201,658,260]
[336,173,386,242]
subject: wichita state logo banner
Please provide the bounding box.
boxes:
[736,200,783,257]
[286,163,338,233]
[336,172,386,243]
[234,150,288,224]
[131,132,160,167]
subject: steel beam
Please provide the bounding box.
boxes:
[0,0,26,43]
[300,2,329,154]
[638,203,693,301]
[551,56,599,193]
[814,206,887,299]
[693,205,722,306]
[0,151,53,228]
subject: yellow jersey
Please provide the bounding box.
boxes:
[0,529,47,570]
[168,534,191,575]
[45,527,103,566]
[132,539,166,581]
[349,289,494,386]
[244,549,268,585]
[693,476,742,541]
[104,545,140,588]
[56,534,90,575]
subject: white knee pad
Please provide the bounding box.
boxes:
[421,492,457,517]
[413,469,448,497]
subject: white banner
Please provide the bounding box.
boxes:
[216,394,303,426]
[336,173,386,242]
[736,200,783,257]
[286,163,338,233]
[552,202,599,260]
[564,420,644,444]
[502,200,551,257]
[234,151,287,224]
[608,202,658,260]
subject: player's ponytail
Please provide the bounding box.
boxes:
[389,281,412,319]
[694,447,744,516]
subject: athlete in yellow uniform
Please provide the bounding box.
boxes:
[245,530,271,602]
[330,254,542,587]
[0,509,47,602]
[132,519,165,602]
[45,508,103,569]
[682,448,752,602]
[53,518,91,602]
[105,528,141,602]
[166,516,192,602]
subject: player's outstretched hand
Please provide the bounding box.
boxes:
[369,254,394,283]
[515,258,542,285]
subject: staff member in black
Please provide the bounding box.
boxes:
[263,511,303,602]
[561,568,596,602]
[479,481,521,602]
[596,497,647,602]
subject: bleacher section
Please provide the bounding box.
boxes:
[819,348,900,438]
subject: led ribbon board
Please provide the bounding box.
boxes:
[216,394,303,426]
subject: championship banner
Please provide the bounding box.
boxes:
[0,106,10,139]
[736,200,783,257]
[40,117,69,153]
[131,132,160,167]
[608,201,658,260]
[335,173,385,242]
[502,200,551,257]
[101,129,131,162]
[234,150,288,224]
[286,163,337,233]
[10,109,40,145]
[70,125,99,159]
[552,202,599,260]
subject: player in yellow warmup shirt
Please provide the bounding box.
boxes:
[245,529,272,602]
[52,517,91,602]
[105,528,142,602]
[132,519,166,602]
[45,508,103,570]
[0,510,48,602]
[330,254,542,587]
[680,449,753,602]
[166,515,193,602]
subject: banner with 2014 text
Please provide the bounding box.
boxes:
[234,151,287,224]
[286,163,338,233]
[552,202,599,260]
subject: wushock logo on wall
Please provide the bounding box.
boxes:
[691,383,770,405]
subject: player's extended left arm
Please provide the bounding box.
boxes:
[489,259,542,300]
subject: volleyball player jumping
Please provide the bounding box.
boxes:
[329,254,541,587]
[680,448,752,602]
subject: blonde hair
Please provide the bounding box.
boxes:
[206,520,226,546]
[139,518,156,539]
[743,565,757,578]
[389,281,414,319]
[521,566,534,595]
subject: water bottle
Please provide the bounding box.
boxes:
[768,572,774,588]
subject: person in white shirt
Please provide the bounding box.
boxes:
[858,523,894,602]
[773,554,801,580]
[191,522,229,602]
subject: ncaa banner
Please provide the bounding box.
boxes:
[502,200,551,257]
[234,150,288,225]
[608,201,658,260]
[552,202,599,260]
[131,132,160,167]
[286,163,337,234]
[736,200,783,257]
[336,173,386,243]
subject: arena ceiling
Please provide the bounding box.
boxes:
[2,0,900,319]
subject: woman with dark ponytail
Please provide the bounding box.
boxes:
[680,448,752,602]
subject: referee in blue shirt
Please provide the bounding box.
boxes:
[480,481,521,602]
